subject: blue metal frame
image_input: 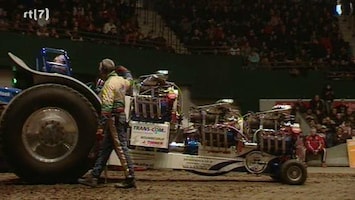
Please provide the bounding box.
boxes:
[35,47,72,76]
[1,47,73,106]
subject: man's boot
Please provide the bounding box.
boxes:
[114,177,136,189]
[77,172,98,187]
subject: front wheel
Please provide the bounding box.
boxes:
[280,159,307,185]
[0,84,98,183]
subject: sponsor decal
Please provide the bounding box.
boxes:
[0,91,11,97]
[132,125,166,134]
[130,121,170,148]
[182,157,215,170]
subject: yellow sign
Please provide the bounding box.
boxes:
[347,139,355,168]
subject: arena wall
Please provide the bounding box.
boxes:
[259,99,355,111]
[0,69,12,87]
[2,32,355,112]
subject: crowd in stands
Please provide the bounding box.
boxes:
[154,0,355,76]
[292,84,355,148]
[0,0,175,52]
[1,0,355,79]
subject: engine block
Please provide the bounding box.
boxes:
[259,130,292,155]
[132,94,173,123]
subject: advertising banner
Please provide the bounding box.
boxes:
[260,99,355,111]
[130,121,170,148]
[347,139,355,168]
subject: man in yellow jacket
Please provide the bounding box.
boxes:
[78,58,136,189]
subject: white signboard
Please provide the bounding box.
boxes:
[130,121,170,148]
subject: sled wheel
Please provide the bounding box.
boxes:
[0,84,98,183]
[186,169,230,176]
[280,159,307,185]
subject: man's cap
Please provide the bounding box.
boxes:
[100,58,115,68]
[99,58,116,73]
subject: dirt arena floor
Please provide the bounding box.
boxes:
[1,168,355,200]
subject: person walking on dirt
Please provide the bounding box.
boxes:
[78,58,136,189]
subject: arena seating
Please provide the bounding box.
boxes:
[153,0,355,76]
[0,0,354,79]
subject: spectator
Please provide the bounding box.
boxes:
[309,38,326,65]
[107,27,118,38]
[329,107,339,121]
[49,28,60,39]
[314,109,326,124]
[24,21,36,35]
[189,28,203,48]
[322,116,337,130]
[86,22,98,33]
[140,30,156,49]
[246,49,260,70]
[335,99,349,114]
[228,47,238,56]
[304,128,327,167]
[124,26,144,45]
[321,118,337,147]
[344,107,355,123]
[304,108,317,122]
[0,8,9,31]
[102,19,117,34]
[36,27,49,37]
[334,112,345,126]
[320,125,334,148]
[335,126,349,144]
[70,27,83,41]
[321,84,335,114]
[293,98,308,114]
[340,120,353,139]
[309,94,325,113]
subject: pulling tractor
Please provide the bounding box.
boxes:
[109,67,307,185]
[0,50,99,182]
[0,51,307,185]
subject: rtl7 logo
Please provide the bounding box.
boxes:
[23,8,50,21]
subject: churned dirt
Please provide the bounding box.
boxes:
[0,168,354,200]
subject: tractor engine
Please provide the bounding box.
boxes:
[259,123,301,156]
[128,72,181,150]
[131,77,179,124]
[186,101,242,156]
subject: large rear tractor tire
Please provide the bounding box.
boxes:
[0,104,5,117]
[0,84,98,183]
